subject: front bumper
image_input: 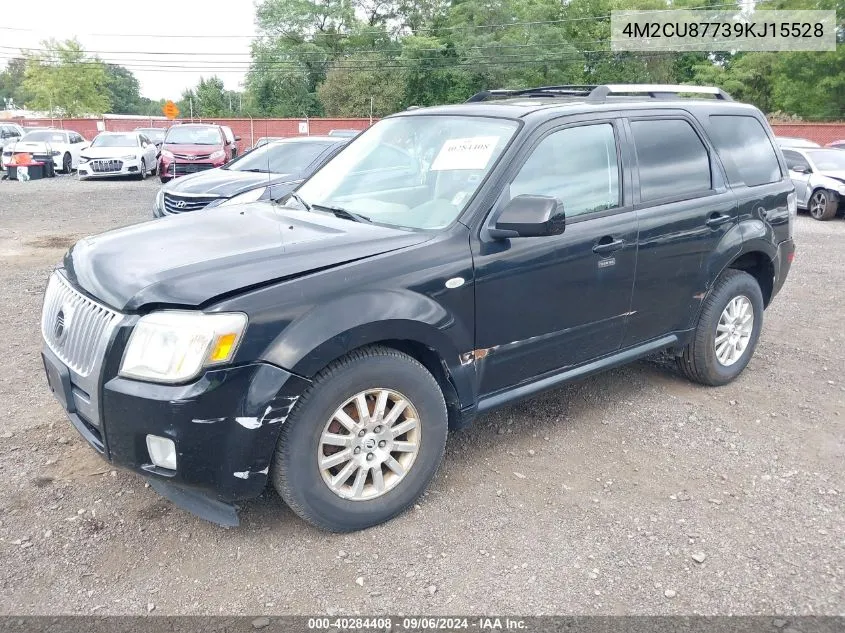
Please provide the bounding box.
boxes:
[42,343,310,523]
[772,238,795,300]
[77,158,141,178]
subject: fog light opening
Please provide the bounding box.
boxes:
[146,435,177,470]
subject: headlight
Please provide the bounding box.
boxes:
[161,149,174,159]
[209,149,226,161]
[79,156,90,163]
[119,311,247,383]
[51,151,61,156]
[121,154,137,160]
[218,187,267,207]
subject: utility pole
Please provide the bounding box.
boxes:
[189,97,194,122]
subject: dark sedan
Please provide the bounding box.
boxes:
[153,136,346,217]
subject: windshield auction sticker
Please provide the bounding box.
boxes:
[611,10,837,51]
[431,137,499,171]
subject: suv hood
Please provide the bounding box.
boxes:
[64,203,430,311]
[165,168,296,197]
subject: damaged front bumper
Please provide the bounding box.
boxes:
[42,344,309,526]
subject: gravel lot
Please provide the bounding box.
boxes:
[0,174,843,616]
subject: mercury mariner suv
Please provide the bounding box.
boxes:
[41,84,795,532]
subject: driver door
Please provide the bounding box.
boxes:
[471,119,638,397]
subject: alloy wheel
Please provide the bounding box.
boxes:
[809,191,827,219]
[317,388,421,501]
[715,295,754,366]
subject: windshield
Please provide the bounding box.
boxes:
[808,150,845,171]
[164,126,221,145]
[138,129,166,141]
[91,134,137,148]
[21,131,65,143]
[289,116,518,230]
[227,140,331,174]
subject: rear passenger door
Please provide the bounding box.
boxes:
[621,113,738,347]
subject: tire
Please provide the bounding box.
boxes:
[272,346,448,532]
[150,161,158,176]
[138,159,147,180]
[808,189,837,220]
[61,153,72,174]
[677,269,764,387]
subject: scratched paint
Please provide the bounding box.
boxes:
[233,466,270,479]
[191,417,226,424]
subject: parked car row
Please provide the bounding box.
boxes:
[153,135,347,216]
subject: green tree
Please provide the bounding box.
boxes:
[317,55,404,116]
[103,64,142,114]
[22,38,110,116]
[0,58,30,109]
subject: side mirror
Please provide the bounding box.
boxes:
[791,165,810,174]
[235,136,241,142]
[491,195,565,239]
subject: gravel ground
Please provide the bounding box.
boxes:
[0,174,843,616]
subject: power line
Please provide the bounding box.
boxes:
[0,47,687,72]
[0,39,608,60]
[0,50,681,74]
[0,1,776,40]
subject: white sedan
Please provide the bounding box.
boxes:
[77,131,159,180]
[1,129,88,173]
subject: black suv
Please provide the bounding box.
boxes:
[41,84,795,532]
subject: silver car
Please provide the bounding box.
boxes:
[782,147,845,220]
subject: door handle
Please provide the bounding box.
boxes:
[592,237,625,255]
[706,213,732,228]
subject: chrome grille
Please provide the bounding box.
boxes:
[163,192,220,214]
[91,159,123,173]
[41,272,122,377]
[173,152,212,160]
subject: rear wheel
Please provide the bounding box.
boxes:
[808,189,837,220]
[677,269,764,386]
[271,346,448,532]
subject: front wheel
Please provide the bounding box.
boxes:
[677,269,764,386]
[61,153,72,174]
[272,346,448,532]
[138,159,147,180]
[808,189,837,220]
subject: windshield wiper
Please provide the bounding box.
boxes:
[312,203,372,224]
[238,168,266,173]
[288,191,311,211]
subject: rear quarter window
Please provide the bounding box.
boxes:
[707,115,782,187]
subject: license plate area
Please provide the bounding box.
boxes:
[42,352,76,414]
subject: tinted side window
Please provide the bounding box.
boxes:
[631,119,711,203]
[708,115,781,186]
[782,149,809,171]
[510,123,620,218]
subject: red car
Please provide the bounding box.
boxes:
[158,124,240,183]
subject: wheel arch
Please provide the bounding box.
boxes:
[259,293,477,427]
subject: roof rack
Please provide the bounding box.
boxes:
[466,85,598,102]
[587,84,733,101]
[466,83,732,103]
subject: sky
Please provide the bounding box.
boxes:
[0,0,257,100]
